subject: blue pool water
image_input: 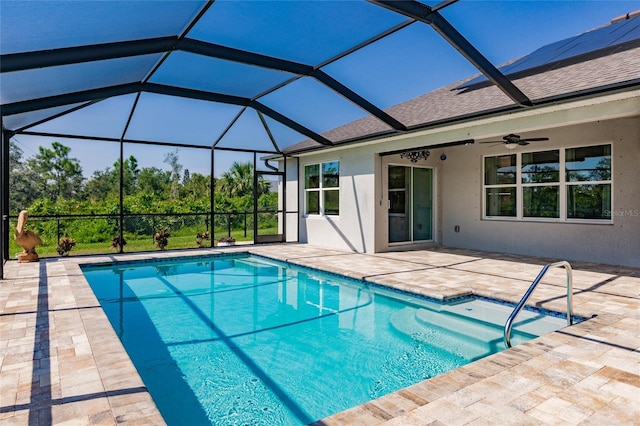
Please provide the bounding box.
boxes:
[82,253,571,425]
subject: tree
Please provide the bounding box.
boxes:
[138,167,171,196]
[83,155,140,201]
[217,161,269,199]
[164,150,183,199]
[26,142,84,202]
[8,141,41,212]
[84,167,116,201]
[117,155,140,195]
[181,172,210,201]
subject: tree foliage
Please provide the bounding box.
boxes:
[8,142,279,248]
[27,142,85,202]
[218,161,270,198]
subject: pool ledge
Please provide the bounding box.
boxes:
[1,245,638,425]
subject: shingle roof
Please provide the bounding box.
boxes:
[284,32,640,154]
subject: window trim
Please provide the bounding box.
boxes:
[303,160,340,217]
[482,143,613,223]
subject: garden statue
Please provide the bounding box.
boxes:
[14,210,42,262]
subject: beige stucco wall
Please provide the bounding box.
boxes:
[441,116,640,268]
[290,92,640,267]
[295,147,378,252]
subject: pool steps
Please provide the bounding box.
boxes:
[389,300,567,356]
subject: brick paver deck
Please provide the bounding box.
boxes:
[1,244,638,425]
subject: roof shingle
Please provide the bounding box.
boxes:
[284,43,640,154]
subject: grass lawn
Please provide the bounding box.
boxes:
[8,227,278,259]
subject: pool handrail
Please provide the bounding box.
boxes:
[504,261,573,348]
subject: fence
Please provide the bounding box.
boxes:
[6,210,290,259]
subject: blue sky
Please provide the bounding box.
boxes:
[8,0,638,178]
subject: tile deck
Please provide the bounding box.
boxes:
[1,244,638,425]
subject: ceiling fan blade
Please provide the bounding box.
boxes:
[520,137,549,142]
[480,135,548,145]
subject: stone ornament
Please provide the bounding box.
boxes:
[14,210,42,262]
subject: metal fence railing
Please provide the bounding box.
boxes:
[6,210,290,259]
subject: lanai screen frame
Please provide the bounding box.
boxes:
[0,0,538,278]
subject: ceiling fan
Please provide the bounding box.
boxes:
[479,133,549,149]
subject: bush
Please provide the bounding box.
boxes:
[196,231,210,247]
[56,236,76,256]
[111,235,127,251]
[218,236,236,244]
[154,227,170,250]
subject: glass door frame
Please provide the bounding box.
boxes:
[254,157,286,244]
[387,164,436,245]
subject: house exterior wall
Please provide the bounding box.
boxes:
[290,93,639,267]
[441,116,640,268]
[295,148,377,252]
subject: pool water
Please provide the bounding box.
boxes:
[82,254,570,425]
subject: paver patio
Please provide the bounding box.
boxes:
[1,244,638,425]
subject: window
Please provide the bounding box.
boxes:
[389,166,408,215]
[483,144,611,221]
[522,150,559,218]
[484,154,516,217]
[566,145,611,219]
[305,161,339,215]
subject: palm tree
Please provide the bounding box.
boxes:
[218,161,269,198]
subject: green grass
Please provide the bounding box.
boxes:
[8,226,279,259]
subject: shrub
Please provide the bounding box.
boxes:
[56,236,76,256]
[154,227,170,250]
[196,231,210,247]
[217,236,236,244]
[111,235,127,251]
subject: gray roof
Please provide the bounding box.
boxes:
[285,33,640,154]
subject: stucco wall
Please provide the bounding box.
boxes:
[441,117,640,267]
[295,148,377,253]
[290,94,639,267]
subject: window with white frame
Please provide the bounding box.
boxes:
[522,150,560,218]
[304,161,339,215]
[483,144,611,221]
[566,145,611,219]
[484,154,517,217]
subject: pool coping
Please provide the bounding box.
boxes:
[1,244,638,425]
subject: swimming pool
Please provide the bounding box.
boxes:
[82,253,572,425]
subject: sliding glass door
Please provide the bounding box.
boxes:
[388,165,433,244]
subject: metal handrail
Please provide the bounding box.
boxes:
[504,261,573,348]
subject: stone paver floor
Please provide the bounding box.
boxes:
[1,244,638,425]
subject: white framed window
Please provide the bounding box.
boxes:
[522,150,560,218]
[304,161,339,216]
[483,144,612,222]
[484,154,517,217]
[565,145,612,220]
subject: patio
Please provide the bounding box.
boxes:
[1,244,638,425]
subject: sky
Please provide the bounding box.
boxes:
[6,0,639,179]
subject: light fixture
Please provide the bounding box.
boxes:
[400,149,430,163]
[505,143,517,150]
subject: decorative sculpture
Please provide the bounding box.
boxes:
[14,210,42,262]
